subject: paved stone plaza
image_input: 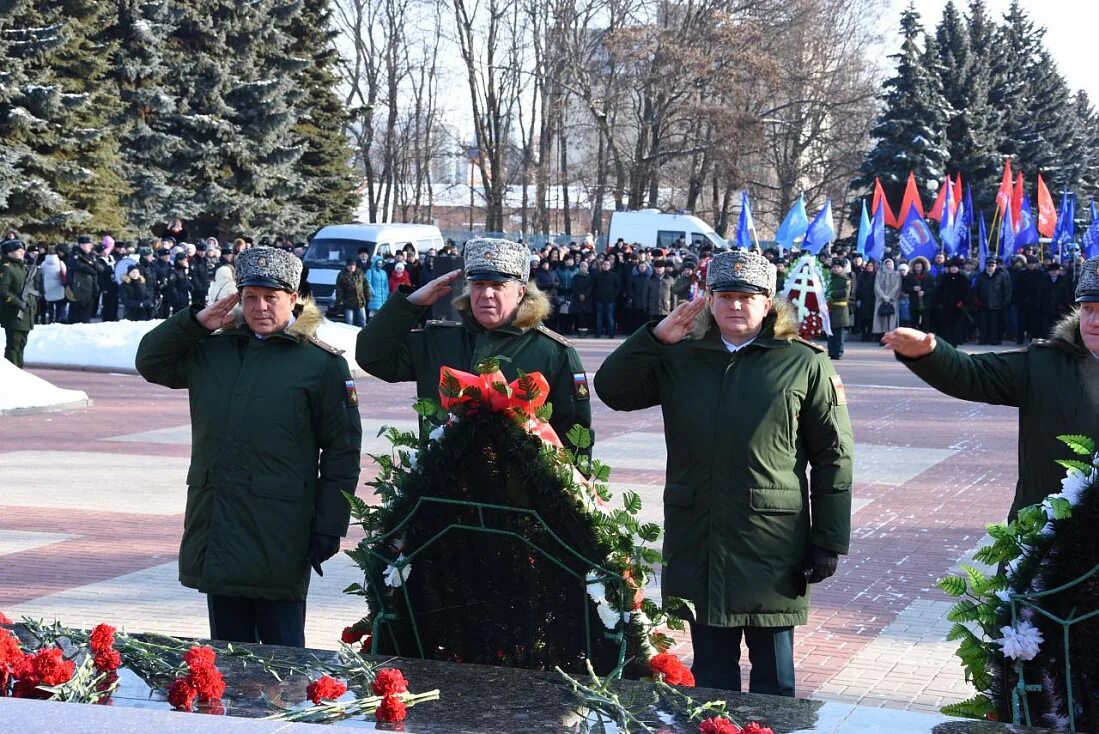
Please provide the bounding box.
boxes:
[0,337,1018,713]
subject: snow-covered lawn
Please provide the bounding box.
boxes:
[0,318,366,375]
[0,359,89,414]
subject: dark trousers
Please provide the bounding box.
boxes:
[67,301,93,324]
[827,326,846,359]
[207,595,306,647]
[4,328,28,368]
[980,308,1004,345]
[689,623,795,696]
[595,302,616,337]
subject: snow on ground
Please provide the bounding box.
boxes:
[0,318,365,375]
[0,359,89,413]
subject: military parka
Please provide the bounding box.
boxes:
[0,255,36,331]
[594,302,853,627]
[135,303,363,600]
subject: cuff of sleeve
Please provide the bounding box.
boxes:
[180,306,215,335]
[389,292,429,318]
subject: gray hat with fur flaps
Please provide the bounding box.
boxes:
[1076,256,1099,303]
[706,249,777,296]
[236,246,302,292]
[463,238,530,282]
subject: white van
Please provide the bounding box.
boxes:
[607,210,728,250]
[304,223,444,305]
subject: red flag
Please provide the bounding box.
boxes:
[995,160,1013,213]
[897,172,924,223]
[1036,173,1056,238]
[872,177,898,228]
[951,173,962,215]
[1011,172,1025,232]
[928,178,948,222]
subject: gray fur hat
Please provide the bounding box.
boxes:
[1076,256,1099,303]
[706,250,777,296]
[463,238,530,282]
[236,246,302,292]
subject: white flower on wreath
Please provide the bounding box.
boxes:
[994,589,1012,603]
[997,620,1043,661]
[403,449,418,470]
[1058,466,1096,506]
[384,554,411,587]
[585,570,626,630]
[428,423,446,442]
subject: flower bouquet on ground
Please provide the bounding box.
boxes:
[343,357,684,677]
[937,435,1099,730]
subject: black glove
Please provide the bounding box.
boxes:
[306,533,341,576]
[802,545,839,585]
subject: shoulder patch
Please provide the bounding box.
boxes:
[829,374,848,405]
[536,324,572,347]
[307,335,344,356]
[794,337,826,353]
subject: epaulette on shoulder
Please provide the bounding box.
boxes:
[306,335,344,356]
[536,324,572,347]
[794,337,826,353]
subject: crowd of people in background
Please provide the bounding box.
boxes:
[3,218,1091,355]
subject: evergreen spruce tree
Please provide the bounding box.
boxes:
[0,2,90,242]
[1066,92,1099,202]
[852,5,950,217]
[286,0,358,232]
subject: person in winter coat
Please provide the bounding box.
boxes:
[206,252,237,304]
[1015,256,1047,344]
[0,239,38,367]
[66,236,99,324]
[40,247,67,324]
[934,257,970,346]
[135,247,362,647]
[119,264,154,321]
[367,256,390,316]
[165,253,192,314]
[854,260,877,341]
[903,256,935,332]
[1044,262,1075,329]
[388,262,413,295]
[570,261,594,335]
[356,237,592,457]
[975,258,1012,345]
[883,256,1099,522]
[872,259,902,336]
[594,249,852,696]
[592,259,621,337]
[650,260,677,320]
[335,258,367,327]
[626,262,653,333]
[827,259,854,360]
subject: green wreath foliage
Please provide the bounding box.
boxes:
[343,377,681,678]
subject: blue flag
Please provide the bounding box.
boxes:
[736,191,755,249]
[804,198,835,254]
[775,195,809,252]
[1084,201,1099,258]
[866,199,886,262]
[940,178,957,254]
[898,206,938,262]
[978,211,988,270]
[856,200,870,256]
[958,185,973,256]
[1052,192,1075,260]
[1015,195,1039,247]
[1000,207,1015,259]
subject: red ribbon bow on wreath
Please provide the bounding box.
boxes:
[438,366,562,448]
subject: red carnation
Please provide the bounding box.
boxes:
[93,649,122,673]
[187,663,226,701]
[649,653,695,687]
[11,652,35,679]
[341,626,361,644]
[371,668,409,697]
[12,676,47,699]
[699,717,742,734]
[742,723,774,734]
[167,677,198,710]
[88,623,116,654]
[375,693,408,723]
[184,645,217,670]
[32,647,76,686]
[359,635,373,654]
[0,610,11,624]
[306,675,348,704]
[0,628,22,665]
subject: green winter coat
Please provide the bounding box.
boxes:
[135,303,363,601]
[594,301,853,627]
[0,256,36,331]
[827,272,853,329]
[898,310,1099,519]
[355,286,592,452]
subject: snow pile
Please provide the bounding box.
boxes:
[0,359,89,413]
[0,318,365,375]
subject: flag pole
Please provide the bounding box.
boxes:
[989,207,1002,259]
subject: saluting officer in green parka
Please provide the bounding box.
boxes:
[0,238,37,368]
[136,247,363,647]
[355,237,593,453]
[594,250,854,696]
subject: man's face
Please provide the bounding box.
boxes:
[346,262,357,272]
[1080,302,1099,353]
[241,285,298,335]
[7,247,25,260]
[469,279,524,330]
[601,261,612,271]
[708,290,771,344]
[986,263,997,274]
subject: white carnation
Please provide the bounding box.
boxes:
[994,589,1012,603]
[383,555,411,587]
[1059,468,1095,506]
[595,600,622,630]
[997,620,1043,661]
[404,449,418,470]
[428,424,446,442]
